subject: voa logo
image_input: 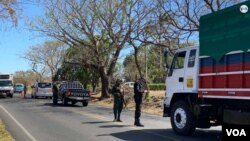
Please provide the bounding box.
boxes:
[240,5,248,13]
[226,129,246,136]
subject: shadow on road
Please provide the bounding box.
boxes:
[97,128,221,141]
[82,121,112,124]
[41,103,83,108]
[99,125,133,128]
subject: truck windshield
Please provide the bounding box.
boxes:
[0,81,13,86]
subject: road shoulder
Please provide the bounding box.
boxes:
[0,118,14,141]
[0,104,37,141]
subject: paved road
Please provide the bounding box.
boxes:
[0,94,222,141]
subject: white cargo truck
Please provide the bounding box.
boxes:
[163,1,250,136]
[0,74,14,98]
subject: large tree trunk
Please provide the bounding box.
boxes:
[99,67,110,99]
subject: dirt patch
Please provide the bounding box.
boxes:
[0,119,14,141]
[91,90,165,116]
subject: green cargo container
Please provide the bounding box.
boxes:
[199,1,250,60]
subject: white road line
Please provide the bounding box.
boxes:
[0,105,37,141]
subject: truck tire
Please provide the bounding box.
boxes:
[170,101,196,136]
[63,97,68,106]
[82,101,88,107]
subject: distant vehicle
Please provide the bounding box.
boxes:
[122,82,135,88]
[31,82,53,99]
[14,83,24,93]
[54,81,90,107]
[0,74,14,98]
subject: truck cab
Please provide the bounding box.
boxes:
[164,47,199,117]
[163,47,202,135]
[0,74,14,98]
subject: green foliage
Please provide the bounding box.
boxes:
[54,46,100,90]
[55,62,97,87]
[148,83,165,90]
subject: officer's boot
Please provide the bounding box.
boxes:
[113,114,117,122]
[117,114,122,122]
[134,118,139,125]
[135,119,144,127]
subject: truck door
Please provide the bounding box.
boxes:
[167,51,186,94]
[184,49,198,90]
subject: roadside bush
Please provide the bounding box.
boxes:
[148,83,165,90]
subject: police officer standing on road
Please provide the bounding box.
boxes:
[134,77,145,127]
[23,84,27,99]
[111,79,123,122]
[52,81,59,105]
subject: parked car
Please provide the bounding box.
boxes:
[53,81,90,107]
[31,82,53,99]
[14,83,24,93]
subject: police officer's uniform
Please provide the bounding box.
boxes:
[133,78,145,127]
[111,80,123,122]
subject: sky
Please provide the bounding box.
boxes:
[0,2,45,74]
[0,2,132,75]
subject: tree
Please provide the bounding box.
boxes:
[157,0,243,42]
[123,51,144,81]
[13,70,43,87]
[126,0,242,86]
[0,0,18,27]
[55,47,101,92]
[31,0,157,98]
[24,40,67,81]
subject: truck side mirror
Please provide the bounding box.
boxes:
[164,48,169,69]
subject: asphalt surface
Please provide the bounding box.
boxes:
[0,94,222,141]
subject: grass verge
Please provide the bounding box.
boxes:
[0,119,14,141]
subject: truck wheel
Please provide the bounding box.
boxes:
[82,101,88,107]
[63,97,68,106]
[170,101,196,136]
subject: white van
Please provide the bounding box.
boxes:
[31,82,53,99]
